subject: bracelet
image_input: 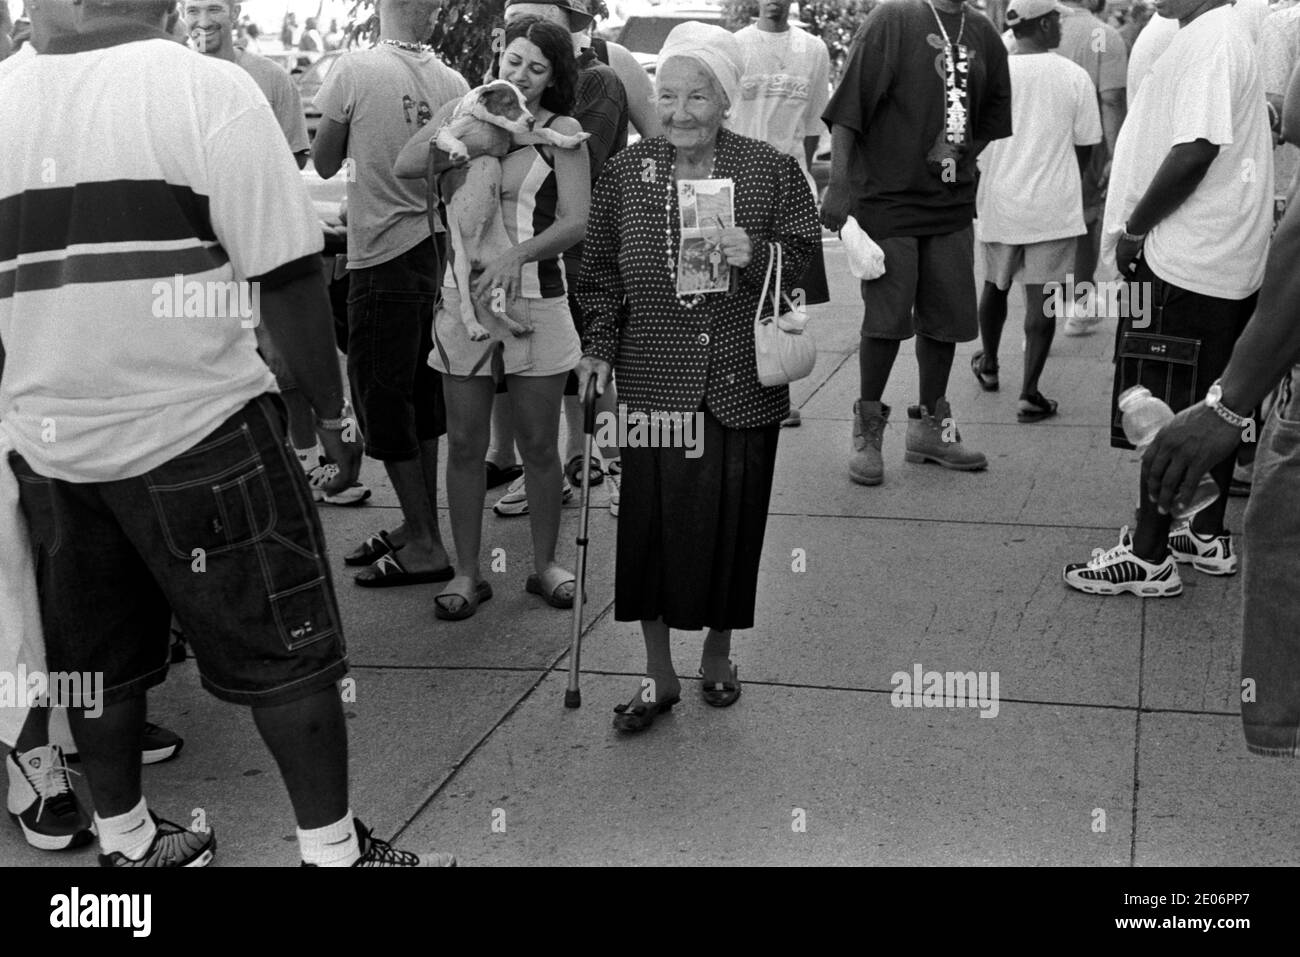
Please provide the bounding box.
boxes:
[1121,223,1146,243]
[316,399,353,432]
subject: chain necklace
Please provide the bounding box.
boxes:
[665,149,717,310]
[926,1,970,146]
[380,37,431,53]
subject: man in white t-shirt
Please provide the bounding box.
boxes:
[312,0,469,587]
[0,0,453,867]
[973,0,1101,423]
[182,0,372,506]
[729,0,832,428]
[1127,0,1270,100]
[1064,0,1272,599]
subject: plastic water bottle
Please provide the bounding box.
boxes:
[1118,386,1220,520]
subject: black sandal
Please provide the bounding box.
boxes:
[612,691,681,733]
[971,351,999,392]
[344,530,395,567]
[564,454,604,487]
[1017,392,1059,423]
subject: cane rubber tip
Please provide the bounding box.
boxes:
[564,690,581,709]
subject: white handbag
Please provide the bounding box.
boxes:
[753,242,817,387]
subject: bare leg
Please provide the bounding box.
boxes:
[1021,283,1054,398]
[977,281,1009,370]
[487,393,519,469]
[251,687,349,830]
[507,373,568,582]
[439,375,496,608]
[67,697,146,818]
[14,706,51,753]
[379,456,450,573]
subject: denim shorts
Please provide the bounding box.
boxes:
[10,394,348,708]
[346,235,447,460]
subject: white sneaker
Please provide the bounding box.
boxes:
[1062,526,1183,597]
[1168,522,1238,576]
[1061,299,1100,337]
[307,458,372,507]
[492,473,574,517]
[7,745,94,850]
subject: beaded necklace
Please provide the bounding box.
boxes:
[380,37,431,53]
[665,148,717,310]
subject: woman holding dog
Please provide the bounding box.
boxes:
[575,21,820,733]
[400,16,590,620]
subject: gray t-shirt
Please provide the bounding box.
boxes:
[315,46,468,269]
[234,48,310,154]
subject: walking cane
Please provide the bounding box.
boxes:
[564,375,600,708]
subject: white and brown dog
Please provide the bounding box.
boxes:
[436,80,590,342]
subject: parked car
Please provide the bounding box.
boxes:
[298,51,344,141]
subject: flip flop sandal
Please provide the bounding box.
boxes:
[971,351,999,392]
[564,454,604,487]
[485,461,523,490]
[1017,393,1059,423]
[612,691,682,733]
[344,530,395,567]
[699,662,741,708]
[354,551,455,588]
[434,579,494,621]
[525,566,584,609]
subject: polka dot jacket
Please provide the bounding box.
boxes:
[576,127,820,429]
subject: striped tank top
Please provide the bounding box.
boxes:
[499,112,565,298]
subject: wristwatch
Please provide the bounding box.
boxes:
[316,399,354,432]
[1204,380,1251,429]
[1120,223,1147,243]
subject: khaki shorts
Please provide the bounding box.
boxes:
[429,285,581,379]
[981,238,1077,290]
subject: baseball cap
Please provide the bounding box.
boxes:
[504,0,595,31]
[1005,0,1070,25]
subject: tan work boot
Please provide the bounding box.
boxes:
[904,397,987,471]
[850,400,889,485]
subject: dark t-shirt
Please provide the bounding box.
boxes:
[823,0,1012,238]
[566,54,629,272]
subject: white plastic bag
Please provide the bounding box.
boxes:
[841,215,886,281]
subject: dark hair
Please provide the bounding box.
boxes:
[492,15,577,116]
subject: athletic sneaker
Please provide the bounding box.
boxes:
[98,813,215,867]
[1168,522,1238,576]
[1062,526,1183,597]
[1061,298,1100,337]
[307,457,372,507]
[141,722,184,765]
[492,473,574,517]
[6,745,94,851]
[302,818,456,867]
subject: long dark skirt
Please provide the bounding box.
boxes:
[614,407,780,631]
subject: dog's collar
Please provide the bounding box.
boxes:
[379,38,431,53]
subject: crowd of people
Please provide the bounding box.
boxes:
[3,0,1300,868]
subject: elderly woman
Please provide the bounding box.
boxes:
[575,21,819,733]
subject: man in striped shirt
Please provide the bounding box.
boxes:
[0,0,452,867]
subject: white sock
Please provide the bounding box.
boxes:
[95,797,156,861]
[295,445,320,470]
[298,812,359,867]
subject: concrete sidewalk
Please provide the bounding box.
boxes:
[6,240,1297,867]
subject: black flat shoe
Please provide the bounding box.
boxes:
[1017,391,1058,423]
[485,462,523,490]
[971,351,999,392]
[612,691,681,733]
[700,662,741,708]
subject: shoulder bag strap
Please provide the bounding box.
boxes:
[754,242,778,325]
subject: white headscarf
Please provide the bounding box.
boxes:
[657,20,744,110]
